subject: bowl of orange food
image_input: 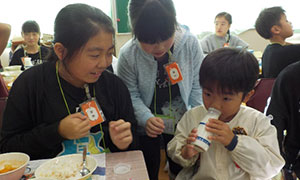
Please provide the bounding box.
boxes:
[0,152,30,180]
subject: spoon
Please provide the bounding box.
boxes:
[80,146,90,176]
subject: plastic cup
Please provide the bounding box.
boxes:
[24,57,33,69]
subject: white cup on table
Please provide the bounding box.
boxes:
[24,57,33,69]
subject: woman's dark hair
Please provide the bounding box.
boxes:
[255,6,285,39]
[51,3,115,63]
[22,20,40,34]
[199,48,259,97]
[128,0,177,44]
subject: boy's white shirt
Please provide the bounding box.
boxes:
[167,105,285,180]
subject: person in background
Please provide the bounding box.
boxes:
[9,36,25,63]
[10,20,49,70]
[117,0,204,179]
[168,48,284,179]
[255,6,300,78]
[0,23,11,70]
[200,12,248,56]
[266,61,300,180]
[0,3,137,160]
[0,23,11,56]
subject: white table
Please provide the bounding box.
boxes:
[106,150,149,180]
[25,150,148,180]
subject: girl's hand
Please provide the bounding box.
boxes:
[181,128,199,159]
[58,112,90,139]
[109,119,133,150]
[145,117,165,138]
[205,119,234,146]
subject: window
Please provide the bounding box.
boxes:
[2,1,299,40]
[173,0,300,36]
[0,0,111,39]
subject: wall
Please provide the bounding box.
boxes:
[114,28,271,58]
[237,28,269,53]
[115,33,132,57]
[111,0,132,57]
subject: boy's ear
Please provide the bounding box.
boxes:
[271,25,281,35]
[54,42,67,61]
[243,90,255,104]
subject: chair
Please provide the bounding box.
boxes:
[0,75,8,132]
[0,75,8,97]
[246,78,276,113]
[0,97,7,132]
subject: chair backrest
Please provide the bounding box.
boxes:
[0,75,8,132]
[246,78,276,113]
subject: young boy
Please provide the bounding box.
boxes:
[255,6,300,78]
[167,48,285,179]
[267,61,300,180]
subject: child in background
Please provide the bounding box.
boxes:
[200,12,248,56]
[10,20,49,70]
[117,0,204,179]
[255,6,300,78]
[167,48,284,180]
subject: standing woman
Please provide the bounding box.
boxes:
[200,12,248,55]
[10,20,49,70]
[117,0,204,179]
[0,3,137,160]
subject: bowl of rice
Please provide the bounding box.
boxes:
[0,152,30,180]
[35,154,97,180]
[3,65,22,72]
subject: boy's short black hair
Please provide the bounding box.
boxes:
[128,0,177,44]
[255,6,285,39]
[22,20,40,34]
[199,48,259,96]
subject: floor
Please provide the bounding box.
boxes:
[158,149,169,180]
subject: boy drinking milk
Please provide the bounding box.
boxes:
[167,48,284,179]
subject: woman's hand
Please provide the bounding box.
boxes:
[145,117,165,138]
[109,119,133,150]
[58,112,91,139]
[181,128,199,159]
